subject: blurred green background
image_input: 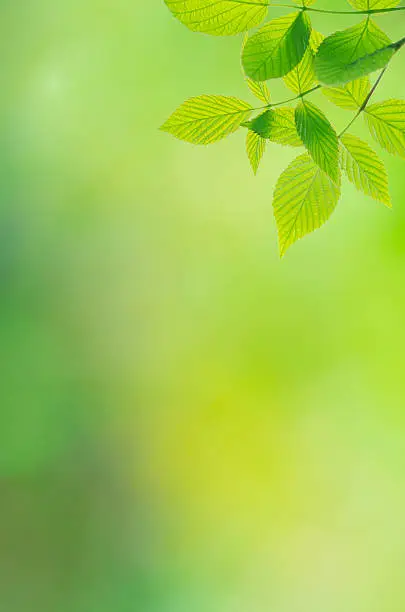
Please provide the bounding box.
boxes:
[2,1,405,610]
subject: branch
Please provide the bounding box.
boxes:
[238,1,405,15]
[303,5,405,15]
[268,84,321,109]
[338,66,388,138]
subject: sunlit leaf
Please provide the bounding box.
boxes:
[247,108,302,146]
[273,153,341,256]
[247,79,271,103]
[164,0,268,36]
[283,29,325,94]
[161,95,252,144]
[242,12,311,81]
[295,101,339,182]
[364,99,405,158]
[267,108,303,146]
[284,46,316,94]
[314,18,393,85]
[246,131,266,174]
[309,29,325,53]
[347,0,401,9]
[323,77,371,110]
[340,133,391,206]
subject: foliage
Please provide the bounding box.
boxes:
[161,0,405,256]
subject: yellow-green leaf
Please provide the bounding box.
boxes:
[161,95,252,145]
[314,18,393,85]
[347,0,401,9]
[247,79,271,103]
[246,131,266,174]
[273,153,341,256]
[284,29,324,94]
[248,108,302,146]
[340,133,391,206]
[164,0,268,36]
[283,47,316,94]
[309,29,325,53]
[242,12,311,81]
[268,108,303,146]
[323,77,371,110]
[295,101,340,182]
[364,99,405,158]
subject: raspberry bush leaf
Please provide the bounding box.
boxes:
[295,101,340,183]
[242,12,312,81]
[248,108,302,146]
[347,0,401,9]
[164,0,268,36]
[340,133,391,207]
[246,131,267,174]
[364,99,405,158]
[323,77,371,110]
[246,79,271,104]
[273,153,341,257]
[160,95,252,145]
[315,19,392,85]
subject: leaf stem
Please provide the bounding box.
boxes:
[338,66,388,138]
[393,36,405,51]
[248,85,322,110]
[261,84,321,110]
[303,5,405,15]
[238,1,405,15]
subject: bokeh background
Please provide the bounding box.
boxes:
[2,1,405,610]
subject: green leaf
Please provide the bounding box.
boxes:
[242,34,272,103]
[248,108,302,146]
[322,77,371,110]
[347,0,401,9]
[164,0,268,36]
[324,44,397,86]
[295,101,339,182]
[284,29,325,94]
[340,133,391,207]
[309,29,325,53]
[314,18,393,85]
[161,95,252,145]
[283,47,316,94]
[364,99,405,158]
[246,110,273,137]
[273,153,341,256]
[246,131,266,174]
[267,108,303,146]
[246,79,271,104]
[242,12,311,81]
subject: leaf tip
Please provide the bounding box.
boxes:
[278,240,289,259]
[159,120,170,133]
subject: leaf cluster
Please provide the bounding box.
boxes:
[161,0,405,256]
